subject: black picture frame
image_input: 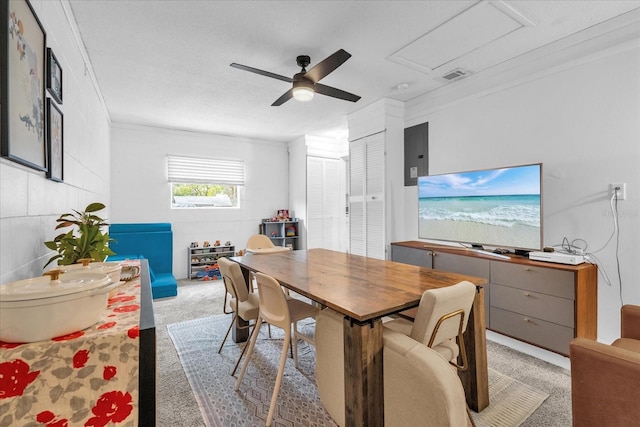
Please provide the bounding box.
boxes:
[0,0,47,171]
[46,47,62,104]
[46,98,63,182]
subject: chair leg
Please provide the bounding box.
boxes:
[231,319,258,376]
[218,313,237,353]
[293,321,299,368]
[292,322,315,369]
[290,336,294,359]
[234,316,262,391]
[266,329,291,427]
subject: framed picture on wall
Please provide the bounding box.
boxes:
[46,99,63,182]
[46,47,62,104]
[0,0,47,171]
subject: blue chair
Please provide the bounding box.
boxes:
[109,223,178,299]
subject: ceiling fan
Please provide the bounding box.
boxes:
[230,49,361,106]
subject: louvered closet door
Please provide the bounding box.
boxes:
[349,134,385,259]
[349,140,365,256]
[365,134,385,260]
[307,157,324,249]
[322,160,342,250]
[307,157,343,251]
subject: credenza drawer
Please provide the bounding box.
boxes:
[491,262,574,299]
[432,251,490,280]
[391,244,432,268]
[491,283,574,328]
[490,307,575,355]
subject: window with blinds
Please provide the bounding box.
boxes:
[167,155,244,208]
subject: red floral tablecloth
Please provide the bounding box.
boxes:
[0,261,142,427]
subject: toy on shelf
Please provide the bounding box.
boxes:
[286,225,296,237]
[190,242,199,248]
[203,241,211,247]
[214,240,221,247]
[196,264,221,281]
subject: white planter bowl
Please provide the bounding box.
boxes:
[0,272,116,343]
[57,261,123,284]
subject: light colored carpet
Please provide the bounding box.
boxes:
[168,313,548,427]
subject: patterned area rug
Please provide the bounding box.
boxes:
[471,369,549,427]
[168,314,332,426]
[168,314,548,427]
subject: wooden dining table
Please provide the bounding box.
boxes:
[231,248,489,426]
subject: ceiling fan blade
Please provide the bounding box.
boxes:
[304,49,352,83]
[315,83,361,102]
[230,63,292,83]
[271,88,294,106]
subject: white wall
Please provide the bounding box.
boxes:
[110,124,289,279]
[0,1,110,283]
[401,46,640,344]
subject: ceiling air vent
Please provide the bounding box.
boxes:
[442,68,470,81]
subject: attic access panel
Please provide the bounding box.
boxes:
[388,1,533,76]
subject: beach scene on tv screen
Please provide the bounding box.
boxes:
[418,164,541,250]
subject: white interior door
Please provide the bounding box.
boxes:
[307,156,345,251]
[348,134,385,259]
[365,134,385,259]
[307,157,324,249]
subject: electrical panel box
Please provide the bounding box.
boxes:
[404,122,428,186]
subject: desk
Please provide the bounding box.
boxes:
[232,248,489,426]
[0,260,156,426]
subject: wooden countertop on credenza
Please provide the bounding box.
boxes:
[390,241,596,273]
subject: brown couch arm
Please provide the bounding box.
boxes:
[570,337,640,427]
[621,304,640,340]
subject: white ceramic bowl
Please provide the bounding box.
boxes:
[0,272,116,343]
[57,261,123,284]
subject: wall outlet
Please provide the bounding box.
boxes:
[611,182,626,200]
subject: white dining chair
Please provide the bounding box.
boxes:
[384,280,477,370]
[245,234,290,254]
[217,257,262,375]
[234,272,319,426]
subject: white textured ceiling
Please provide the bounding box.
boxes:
[68,0,640,142]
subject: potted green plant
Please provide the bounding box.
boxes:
[44,202,116,268]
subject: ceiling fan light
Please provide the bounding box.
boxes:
[293,86,314,101]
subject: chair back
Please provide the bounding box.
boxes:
[410,281,476,348]
[218,257,249,302]
[246,234,277,249]
[254,272,290,330]
[315,308,472,427]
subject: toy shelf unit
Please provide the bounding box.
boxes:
[188,245,235,280]
[260,220,299,250]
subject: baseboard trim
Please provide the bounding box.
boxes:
[486,330,570,370]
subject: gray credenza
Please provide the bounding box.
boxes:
[390,241,598,356]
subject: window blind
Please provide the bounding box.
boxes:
[167,155,245,185]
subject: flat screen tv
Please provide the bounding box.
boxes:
[418,163,542,252]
